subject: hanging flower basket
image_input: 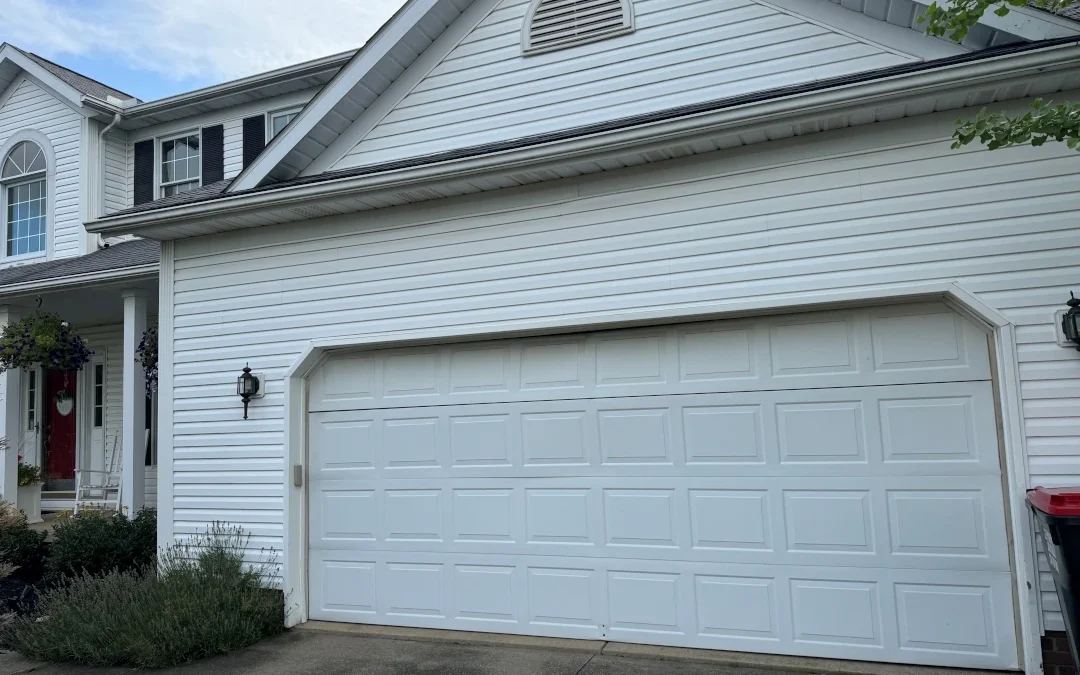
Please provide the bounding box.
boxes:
[0,312,92,373]
[137,327,157,394]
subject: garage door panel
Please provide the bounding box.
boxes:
[307,549,1017,669]
[310,304,991,412]
[309,475,1009,572]
[308,305,1016,669]
[309,382,1002,480]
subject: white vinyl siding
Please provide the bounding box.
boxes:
[168,108,1078,632]
[103,130,130,214]
[223,118,243,179]
[334,0,914,170]
[0,78,82,259]
[81,324,157,508]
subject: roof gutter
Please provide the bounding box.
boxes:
[88,39,1080,236]
[0,264,158,299]
[121,49,357,119]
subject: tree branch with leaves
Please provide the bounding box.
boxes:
[918,0,1080,151]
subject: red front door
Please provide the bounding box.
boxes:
[44,370,77,491]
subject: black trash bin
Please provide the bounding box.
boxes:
[1029,487,1080,671]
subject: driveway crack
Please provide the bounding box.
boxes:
[572,653,597,675]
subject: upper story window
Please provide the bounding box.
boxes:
[268,108,301,141]
[160,132,200,197]
[522,0,634,55]
[1,140,47,258]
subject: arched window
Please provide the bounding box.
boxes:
[1,140,47,257]
[522,0,634,55]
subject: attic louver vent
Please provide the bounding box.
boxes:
[522,0,634,55]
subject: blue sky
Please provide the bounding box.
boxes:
[0,0,406,102]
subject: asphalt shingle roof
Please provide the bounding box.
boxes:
[0,239,159,290]
[17,49,136,103]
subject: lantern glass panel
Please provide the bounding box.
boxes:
[1067,313,1080,342]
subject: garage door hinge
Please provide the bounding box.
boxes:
[293,464,304,488]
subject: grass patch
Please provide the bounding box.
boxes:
[1,524,284,668]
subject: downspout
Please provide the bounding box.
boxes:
[99,112,121,140]
[94,113,123,248]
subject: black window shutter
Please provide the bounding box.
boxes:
[242,115,265,169]
[201,124,224,184]
[133,140,154,205]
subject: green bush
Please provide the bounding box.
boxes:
[0,501,47,579]
[1,523,284,668]
[45,508,157,582]
[16,462,43,487]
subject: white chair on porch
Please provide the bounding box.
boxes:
[74,437,122,514]
[75,429,152,514]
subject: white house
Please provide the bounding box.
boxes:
[73,0,1080,672]
[0,43,352,513]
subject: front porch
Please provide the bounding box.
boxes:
[0,270,158,515]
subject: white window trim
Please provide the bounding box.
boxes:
[1,172,48,261]
[25,365,42,470]
[267,107,303,143]
[0,129,55,263]
[157,129,203,197]
[26,367,38,433]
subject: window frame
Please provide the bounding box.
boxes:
[0,134,51,262]
[266,107,302,143]
[3,174,47,260]
[157,129,203,198]
[26,368,37,432]
[92,363,104,429]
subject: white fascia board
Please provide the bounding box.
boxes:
[87,41,1080,236]
[756,0,969,59]
[0,264,158,299]
[227,0,446,193]
[121,50,356,120]
[0,45,93,116]
[304,0,502,176]
[937,1,1080,38]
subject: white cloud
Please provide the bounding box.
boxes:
[0,0,406,82]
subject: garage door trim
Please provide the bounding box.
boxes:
[278,281,1039,674]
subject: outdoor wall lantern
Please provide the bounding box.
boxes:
[1063,293,1080,351]
[236,364,265,419]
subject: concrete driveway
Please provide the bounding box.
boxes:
[0,631,783,675]
[0,625,992,675]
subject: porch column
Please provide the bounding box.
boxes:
[121,289,146,514]
[0,306,21,506]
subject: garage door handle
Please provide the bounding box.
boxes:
[293,464,303,488]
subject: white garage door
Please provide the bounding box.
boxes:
[306,303,1018,669]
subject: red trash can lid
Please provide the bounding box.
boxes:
[1028,487,1080,516]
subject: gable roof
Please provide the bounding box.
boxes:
[94,36,1080,227]
[116,50,355,131]
[228,0,476,192]
[228,0,1080,193]
[15,48,136,103]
